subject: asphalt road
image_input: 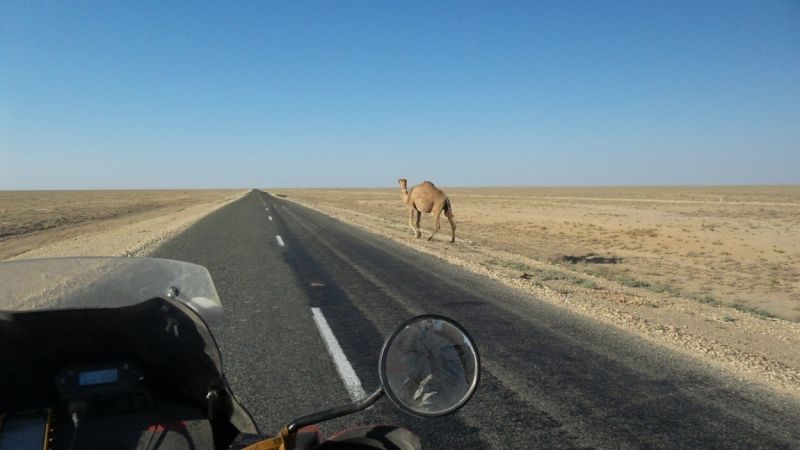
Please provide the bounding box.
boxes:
[151,190,800,449]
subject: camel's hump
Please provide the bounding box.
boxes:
[421,181,436,187]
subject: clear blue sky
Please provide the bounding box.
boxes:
[2,1,798,189]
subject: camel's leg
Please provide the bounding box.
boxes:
[408,209,422,238]
[414,210,422,238]
[427,211,441,241]
[445,209,456,243]
[408,209,420,238]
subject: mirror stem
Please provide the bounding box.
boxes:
[287,388,385,433]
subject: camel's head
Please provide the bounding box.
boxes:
[398,178,408,194]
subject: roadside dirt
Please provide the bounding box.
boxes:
[1,190,246,260]
[270,186,800,397]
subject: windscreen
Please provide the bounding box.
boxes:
[0,257,224,329]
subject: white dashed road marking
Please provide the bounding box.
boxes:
[276,235,284,246]
[311,307,366,401]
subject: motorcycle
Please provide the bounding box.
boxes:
[0,257,480,449]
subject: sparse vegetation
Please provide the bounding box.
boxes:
[627,228,659,238]
[649,283,679,294]
[618,276,651,288]
[506,263,601,291]
[501,260,531,271]
[580,266,615,279]
[691,294,722,306]
[731,303,774,319]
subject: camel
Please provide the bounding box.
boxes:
[398,178,456,243]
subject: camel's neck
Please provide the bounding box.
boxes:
[400,189,410,203]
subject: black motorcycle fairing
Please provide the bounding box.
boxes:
[0,297,216,410]
[51,403,215,450]
[0,296,258,446]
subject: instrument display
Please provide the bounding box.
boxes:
[79,368,119,386]
[56,361,140,396]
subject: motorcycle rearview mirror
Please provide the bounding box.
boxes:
[286,315,479,434]
[379,315,480,418]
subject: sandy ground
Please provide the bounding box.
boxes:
[270,186,800,396]
[1,190,246,260]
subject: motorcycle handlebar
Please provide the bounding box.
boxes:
[287,389,385,434]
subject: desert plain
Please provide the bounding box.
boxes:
[276,185,800,321]
[1,186,799,394]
